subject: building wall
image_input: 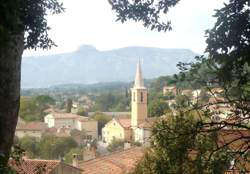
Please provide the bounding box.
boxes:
[44,114,55,128]
[134,127,151,147]
[131,88,148,127]
[45,114,77,129]
[15,130,42,139]
[102,119,127,144]
[78,120,98,139]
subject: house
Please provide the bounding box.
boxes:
[15,122,47,138]
[102,117,131,144]
[9,159,83,174]
[79,147,144,174]
[44,112,98,139]
[102,61,158,146]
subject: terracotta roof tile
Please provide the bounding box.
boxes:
[79,148,144,174]
[16,122,47,131]
[49,113,91,122]
[9,159,83,174]
[115,118,131,129]
[9,159,60,174]
[138,117,158,128]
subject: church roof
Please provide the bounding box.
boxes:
[138,117,159,128]
[115,118,131,129]
[133,61,145,89]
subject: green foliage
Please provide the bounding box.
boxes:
[0,0,64,49]
[92,112,112,136]
[132,111,231,174]
[107,139,124,152]
[64,148,84,164]
[150,76,176,92]
[38,135,77,159]
[19,136,39,158]
[0,145,24,174]
[92,92,130,112]
[35,95,55,106]
[66,98,73,113]
[20,95,55,121]
[148,99,170,117]
[76,108,88,116]
[174,95,191,109]
[108,0,180,32]
[131,141,142,147]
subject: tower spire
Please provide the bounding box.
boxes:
[134,59,145,89]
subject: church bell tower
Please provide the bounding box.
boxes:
[131,61,148,127]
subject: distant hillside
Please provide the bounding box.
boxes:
[22,45,197,88]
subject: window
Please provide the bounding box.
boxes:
[133,92,135,102]
[141,92,143,102]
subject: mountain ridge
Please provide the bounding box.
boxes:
[22,45,197,88]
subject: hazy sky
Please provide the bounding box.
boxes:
[23,0,226,56]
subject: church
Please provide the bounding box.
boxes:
[102,61,157,146]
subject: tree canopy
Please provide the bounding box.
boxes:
[0,0,64,49]
[132,111,231,174]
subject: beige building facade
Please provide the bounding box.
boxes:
[15,122,47,138]
[44,112,98,139]
[102,118,131,144]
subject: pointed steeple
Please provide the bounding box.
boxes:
[134,60,145,89]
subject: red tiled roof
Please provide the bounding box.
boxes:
[79,147,144,174]
[9,159,83,174]
[49,113,90,122]
[138,117,158,128]
[9,159,60,174]
[16,122,47,131]
[115,118,131,129]
[218,129,250,150]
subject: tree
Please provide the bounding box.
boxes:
[148,99,170,117]
[66,98,73,113]
[64,148,84,164]
[92,112,112,136]
[39,135,77,160]
[0,0,64,165]
[107,139,124,152]
[132,111,231,174]
[20,95,55,121]
[19,136,39,158]
[76,108,88,116]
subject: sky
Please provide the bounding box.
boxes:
[23,0,226,56]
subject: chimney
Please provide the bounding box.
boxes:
[72,153,79,168]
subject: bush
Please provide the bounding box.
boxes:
[107,139,124,152]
